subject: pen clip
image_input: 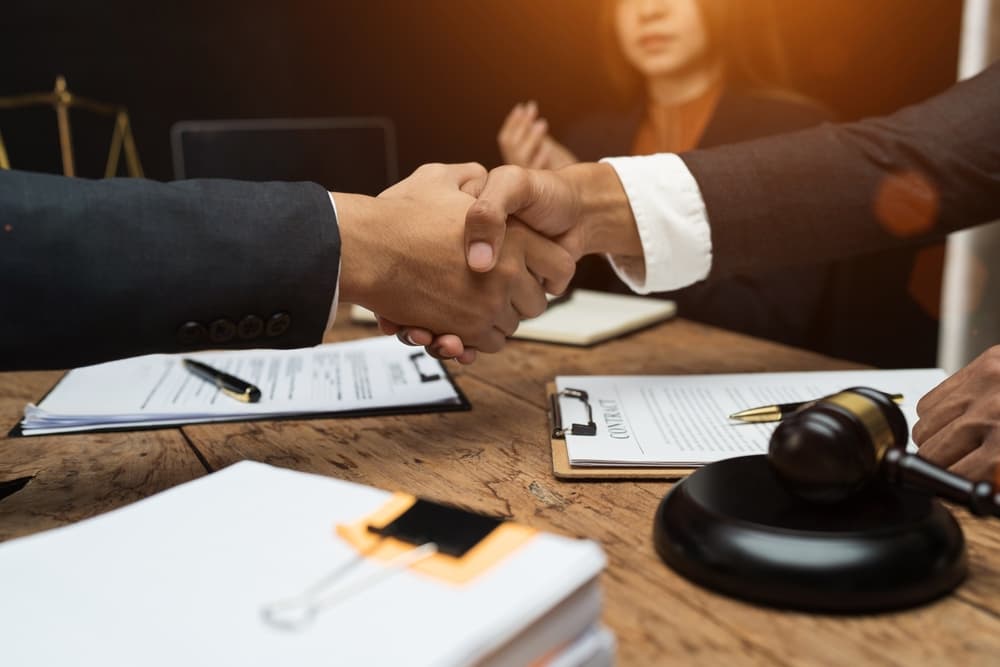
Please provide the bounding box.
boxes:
[220,385,257,403]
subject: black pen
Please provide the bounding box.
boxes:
[729,392,903,423]
[182,359,261,403]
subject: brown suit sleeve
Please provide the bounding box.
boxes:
[680,64,1000,278]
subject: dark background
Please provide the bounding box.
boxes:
[0,0,965,367]
[0,0,962,180]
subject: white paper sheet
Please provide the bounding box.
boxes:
[556,369,948,467]
[0,462,607,666]
[21,337,461,435]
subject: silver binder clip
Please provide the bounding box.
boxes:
[260,541,438,631]
[550,388,598,438]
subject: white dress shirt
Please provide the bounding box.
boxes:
[601,153,713,293]
[326,192,342,330]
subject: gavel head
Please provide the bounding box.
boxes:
[768,387,910,504]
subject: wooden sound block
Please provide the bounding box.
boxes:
[653,455,967,613]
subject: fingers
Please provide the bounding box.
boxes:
[465,165,536,272]
[950,444,1000,481]
[510,268,549,320]
[455,348,478,364]
[424,338,479,364]
[520,118,549,168]
[493,301,521,339]
[429,334,466,359]
[916,418,982,469]
[449,162,489,191]
[477,327,510,354]
[427,162,487,189]
[912,396,966,445]
[915,369,968,417]
[461,174,487,198]
[395,328,475,364]
[530,139,553,170]
[498,102,540,167]
[395,327,433,347]
[517,225,576,295]
[382,162,487,199]
[376,315,402,335]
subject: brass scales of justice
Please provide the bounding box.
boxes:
[0,75,143,177]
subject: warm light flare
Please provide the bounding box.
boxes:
[874,170,940,238]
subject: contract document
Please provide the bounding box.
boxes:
[19,337,465,436]
[556,369,947,467]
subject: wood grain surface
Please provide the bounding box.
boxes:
[0,370,206,541]
[2,310,998,666]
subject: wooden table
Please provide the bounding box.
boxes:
[3,312,1000,666]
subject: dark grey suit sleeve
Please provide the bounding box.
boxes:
[0,170,340,370]
[680,64,1000,278]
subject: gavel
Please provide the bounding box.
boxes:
[768,386,1000,517]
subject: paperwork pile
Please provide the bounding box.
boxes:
[0,461,612,666]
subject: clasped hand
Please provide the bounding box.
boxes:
[340,163,576,361]
[371,164,590,362]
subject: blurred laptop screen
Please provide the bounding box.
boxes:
[171,118,397,196]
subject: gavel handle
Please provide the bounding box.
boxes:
[883,449,1000,518]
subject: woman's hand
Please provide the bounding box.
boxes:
[497,101,578,170]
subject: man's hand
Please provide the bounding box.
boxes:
[498,101,578,171]
[913,345,1000,481]
[464,162,639,271]
[391,162,641,360]
[336,163,574,355]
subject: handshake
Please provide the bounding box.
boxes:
[335,161,640,363]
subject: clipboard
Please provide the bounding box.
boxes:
[10,344,470,438]
[546,382,695,480]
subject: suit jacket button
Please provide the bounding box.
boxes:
[209,318,237,343]
[265,311,291,337]
[238,315,264,340]
[177,321,206,345]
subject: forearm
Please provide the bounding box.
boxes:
[562,162,643,258]
[330,192,381,307]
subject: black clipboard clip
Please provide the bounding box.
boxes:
[409,352,442,383]
[550,387,597,438]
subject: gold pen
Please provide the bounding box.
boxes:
[729,392,903,423]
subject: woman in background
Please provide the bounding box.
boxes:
[498,0,832,348]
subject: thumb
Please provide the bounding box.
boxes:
[464,165,536,272]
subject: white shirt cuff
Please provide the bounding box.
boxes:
[600,153,712,293]
[326,192,342,331]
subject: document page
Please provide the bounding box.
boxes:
[556,369,947,467]
[22,337,462,435]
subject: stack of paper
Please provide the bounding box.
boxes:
[18,336,465,436]
[0,461,612,666]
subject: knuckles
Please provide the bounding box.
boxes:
[981,345,1000,378]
